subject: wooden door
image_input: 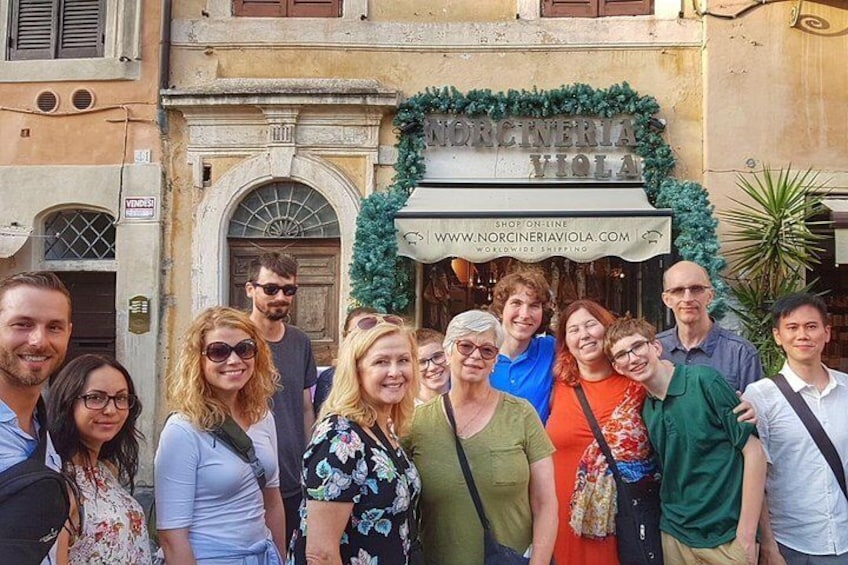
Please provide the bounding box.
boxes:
[229,239,340,365]
[55,271,116,362]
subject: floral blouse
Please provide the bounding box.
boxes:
[69,462,152,565]
[288,415,421,565]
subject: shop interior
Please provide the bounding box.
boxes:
[421,255,668,334]
[812,231,848,372]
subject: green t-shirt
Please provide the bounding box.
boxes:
[403,393,555,565]
[643,364,756,548]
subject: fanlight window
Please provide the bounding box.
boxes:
[44,210,116,260]
[228,182,340,238]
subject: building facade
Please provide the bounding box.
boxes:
[0,0,165,482]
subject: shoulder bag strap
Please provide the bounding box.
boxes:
[574,385,628,489]
[442,393,492,532]
[772,373,848,501]
[32,396,49,461]
[212,416,267,489]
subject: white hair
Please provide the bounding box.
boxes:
[443,310,505,353]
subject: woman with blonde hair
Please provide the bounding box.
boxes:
[155,306,286,563]
[288,314,422,564]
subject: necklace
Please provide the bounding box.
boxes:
[455,388,494,438]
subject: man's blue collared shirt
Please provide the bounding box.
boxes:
[491,334,555,423]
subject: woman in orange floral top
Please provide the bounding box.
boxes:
[48,354,151,564]
[546,300,658,565]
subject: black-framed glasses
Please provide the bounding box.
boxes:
[663,285,711,298]
[250,281,298,297]
[356,315,405,331]
[610,339,652,365]
[77,391,137,410]
[203,339,258,363]
[419,350,447,370]
[454,340,499,360]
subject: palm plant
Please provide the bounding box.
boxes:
[720,167,830,375]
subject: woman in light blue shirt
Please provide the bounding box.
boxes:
[155,307,285,563]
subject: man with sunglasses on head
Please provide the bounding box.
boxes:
[246,252,317,548]
[657,260,763,393]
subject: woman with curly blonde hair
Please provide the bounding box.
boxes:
[288,314,422,564]
[155,306,286,563]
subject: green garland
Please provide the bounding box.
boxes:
[350,83,727,316]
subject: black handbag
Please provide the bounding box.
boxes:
[442,394,530,565]
[575,385,663,565]
[370,424,424,565]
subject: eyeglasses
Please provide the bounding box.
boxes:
[355,315,405,331]
[610,339,652,365]
[663,285,711,298]
[250,282,298,297]
[203,339,258,363]
[419,351,447,370]
[454,340,499,360]
[77,391,137,411]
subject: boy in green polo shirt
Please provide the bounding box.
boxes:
[605,317,766,565]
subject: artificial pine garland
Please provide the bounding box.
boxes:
[350,83,727,316]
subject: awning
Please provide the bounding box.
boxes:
[395,181,672,263]
[0,225,31,259]
[823,199,848,265]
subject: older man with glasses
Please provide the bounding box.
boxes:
[656,261,763,393]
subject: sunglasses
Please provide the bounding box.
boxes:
[355,315,405,331]
[203,339,258,363]
[250,281,298,297]
[454,340,499,360]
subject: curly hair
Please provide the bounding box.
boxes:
[554,300,617,386]
[168,307,280,430]
[320,320,419,437]
[47,354,143,493]
[490,268,554,330]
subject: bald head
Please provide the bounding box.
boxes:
[663,261,710,290]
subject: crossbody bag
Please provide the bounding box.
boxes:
[574,385,663,565]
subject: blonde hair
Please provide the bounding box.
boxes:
[320,321,419,437]
[168,306,279,430]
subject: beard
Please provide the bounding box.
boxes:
[0,347,61,388]
[259,301,290,322]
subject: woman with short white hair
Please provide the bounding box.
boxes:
[405,310,558,565]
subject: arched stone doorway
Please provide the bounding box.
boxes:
[227,181,341,365]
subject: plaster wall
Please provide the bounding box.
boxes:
[703,1,848,236]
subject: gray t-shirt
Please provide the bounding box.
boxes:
[269,324,317,497]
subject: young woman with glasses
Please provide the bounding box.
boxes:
[404,310,557,565]
[414,328,450,406]
[154,306,286,563]
[288,314,421,564]
[47,354,151,564]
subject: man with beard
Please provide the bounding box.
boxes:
[247,252,317,547]
[0,271,73,563]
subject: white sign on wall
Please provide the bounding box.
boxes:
[124,197,157,219]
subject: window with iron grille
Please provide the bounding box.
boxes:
[234,0,342,17]
[44,210,116,260]
[8,0,105,61]
[228,182,340,238]
[542,0,652,17]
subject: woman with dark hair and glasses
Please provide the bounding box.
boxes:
[154,306,285,563]
[288,314,422,564]
[47,354,151,564]
[404,310,557,565]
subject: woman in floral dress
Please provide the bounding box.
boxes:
[47,354,151,564]
[288,314,422,564]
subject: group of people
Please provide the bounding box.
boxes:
[0,255,846,565]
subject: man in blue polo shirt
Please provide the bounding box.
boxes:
[490,269,555,423]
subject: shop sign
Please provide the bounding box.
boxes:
[422,115,644,181]
[396,216,670,264]
[124,197,156,219]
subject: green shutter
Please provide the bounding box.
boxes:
[8,0,56,61]
[58,0,104,58]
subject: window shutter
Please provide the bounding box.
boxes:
[600,0,652,16]
[288,0,341,18]
[8,0,57,61]
[57,0,104,59]
[542,0,599,18]
[234,0,286,17]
